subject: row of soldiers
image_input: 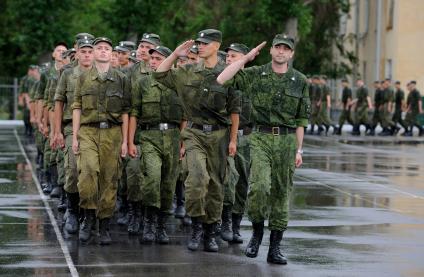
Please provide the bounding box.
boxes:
[19,29,309,265]
[307,76,423,137]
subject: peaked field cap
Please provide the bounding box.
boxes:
[139,33,161,46]
[75,33,95,42]
[190,44,199,54]
[93,37,113,47]
[225,43,250,54]
[272,34,295,49]
[148,45,172,58]
[116,41,136,52]
[77,39,94,48]
[195,29,222,44]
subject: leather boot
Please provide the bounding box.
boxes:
[267,230,287,265]
[42,167,52,194]
[334,125,342,135]
[351,125,360,136]
[141,206,157,244]
[245,222,264,258]
[57,187,67,212]
[307,124,315,135]
[203,223,219,252]
[231,213,243,244]
[220,205,233,242]
[182,214,192,226]
[174,180,185,218]
[49,166,60,198]
[156,211,169,244]
[79,209,96,243]
[65,192,79,234]
[187,217,203,251]
[99,218,112,245]
[127,201,141,235]
[116,196,129,226]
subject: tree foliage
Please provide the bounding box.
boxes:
[0,0,352,78]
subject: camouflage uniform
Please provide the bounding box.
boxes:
[370,88,384,132]
[353,85,369,129]
[318,84,332,126]
[404,88,422,132]
[338,86,353,130]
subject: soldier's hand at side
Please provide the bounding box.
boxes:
[295,153,303,168]
[54,132,65,150]
[128,143,138,158]
[228,141,237,157]
[121,143,128,158]
[179,145,186,160]
[174,40,195,58]
[72,138,79,155]
[245,41,267,62]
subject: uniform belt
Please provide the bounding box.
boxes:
[83,121,119,129]
[188,121,227,133]
[255,125,296,135]
[138,123,179,131]
[238,126,253,136]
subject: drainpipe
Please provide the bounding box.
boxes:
[375,0,382,81]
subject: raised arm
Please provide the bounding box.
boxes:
[156,40,195,73]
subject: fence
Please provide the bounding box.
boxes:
[0,77,19,120]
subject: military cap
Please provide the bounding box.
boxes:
[218,50,227,61]
[195,29,222,44]
[312,75,320,80]
[225,43,250,55]
[139,33,161,46]
[29,65,39,70]
[321,75,328,80]
[75,33,95,42]
[54,41,68,48]
[272,34,295,49]
[115,41,136,52]
[148,45,172,58]
[341,78,348,82]
[93,37,113,47]
[77,38,94,48]
[395,81,401,85]
[410,80,417,85]
[62,48,76,59]
[128,50,139,63]
[189,44,198,54]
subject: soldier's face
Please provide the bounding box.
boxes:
[197,41,220,59]
[94,42,112,63]
[356,80,364,87]
[395,84,400,89]
[177,57,189,67]
[149,52,166,71]
[270,44,293,65]
[78,47,94,67]
[111,51,119,67]
[225,50,245,65]
[187,52,199,64]
[118,51,130,66]
[53,45,67,62]
[137,42,155,62]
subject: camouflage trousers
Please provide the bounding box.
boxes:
[318,102,332,125]
[181,127,228,224]
[223,156,239,206]
[354,105,369,125]
[56,148,65,187]
[76,125,122,219]
[310,102,321,125]
[404,111,420,126]
[43,137,52,171]
[139,128,180,211]
[233,133,251,215]
[338,109,353,126]
[64,124,78,193]
[381,105,395,128]
[124,146,142,202]
[35,128,45,154]
[247,131,296,231]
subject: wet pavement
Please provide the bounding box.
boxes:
[1,127,424,276]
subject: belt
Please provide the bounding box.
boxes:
[188,121,227,133]
[238,126,253,136]
[255,125,296,135]
[138,123,179,131]
[83,121,119,129]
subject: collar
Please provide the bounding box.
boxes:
[91,66,115,81]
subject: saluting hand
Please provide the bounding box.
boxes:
[174,40,195,58]
[245,41,267,62]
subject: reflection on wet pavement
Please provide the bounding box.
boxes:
[1,128,424,276]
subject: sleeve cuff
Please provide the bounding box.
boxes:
[296,119,309,128]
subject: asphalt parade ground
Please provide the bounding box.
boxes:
[1,126,424,277]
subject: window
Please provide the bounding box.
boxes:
[387,0,394,30]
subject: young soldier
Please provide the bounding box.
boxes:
[335,79,353,135]
[154,29,241,252]
[351,79,372,136]
[72,37,131,245]
[217,34,310,265]
[403,81,423,136]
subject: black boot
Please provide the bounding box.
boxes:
[49,166,60,198]
[65,193,79,234]
[141,206,157,244]
[203,223,219,252]
[335,125,342,135]
[57,187,67,212]
[174,180,185,218]
[307,124,315,135]
[351,125,360,136]
[402,127,413,137]
[416,125,424,137]
[245,222,264,258]
[79,209,96,243]
[156,211,169,244]
[220,205,233,242]
[127,201,142,235]
[231,213,243,244]
[99,218,112,245]
[366,126,375,136]
[187,217,203,251]
[42,167,52,194]
[267,230,287,265]
[317,125,324,135]
[116,196,129,226]
[182,214,192,226]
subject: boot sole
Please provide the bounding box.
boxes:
[267,258,287,265]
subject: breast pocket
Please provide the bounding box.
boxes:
[282,84,303,116]
[106,89,123,113]
[208,84,227,111]
[81,89,97,110]
[141,89,160,122]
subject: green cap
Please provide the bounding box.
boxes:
[62,48,76,59]
[195,29,222,44]
[189,44,198,54]
[115,41,136,52]
[129,50,139,63]
[272,34,295,49]
[29,65,39,70]
[139,33,161,46]
[225,43,250,54]
[75,33,95,42]
[77,38,93,49]
[93,37,113,47]
[218,50,226,61]
[148,45,172,58]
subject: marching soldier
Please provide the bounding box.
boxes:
[351,79,372,136]
[402,81,423,136]
[335,79,353,135]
